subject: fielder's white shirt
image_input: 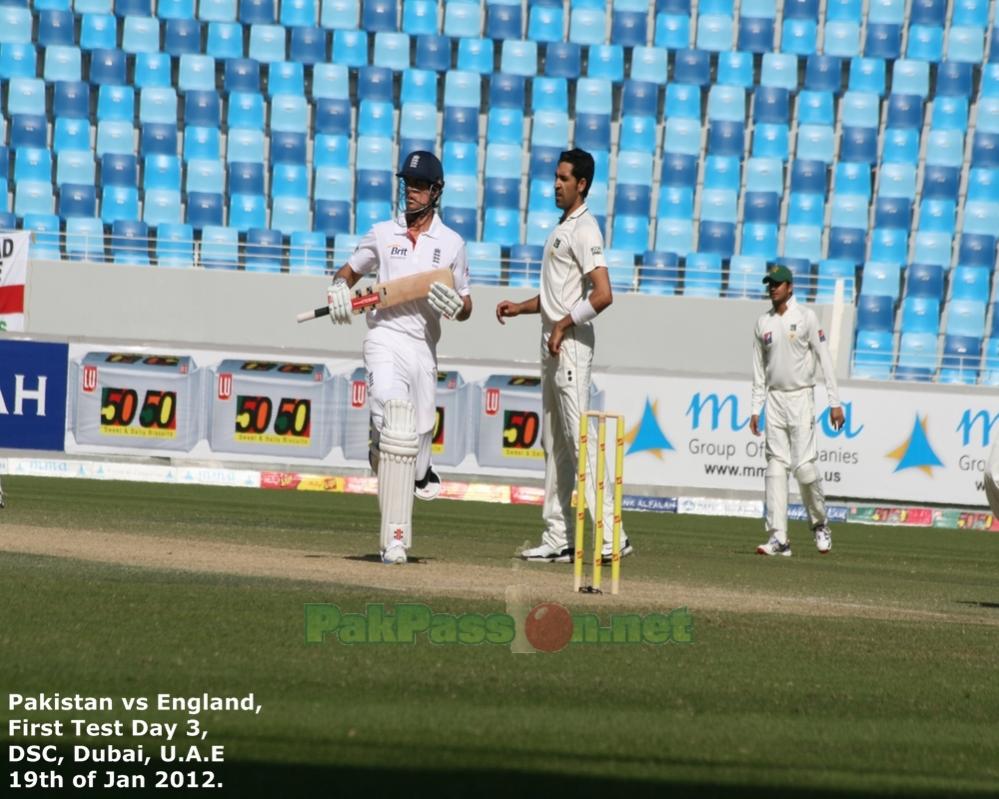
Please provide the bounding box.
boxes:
[751,295,841,415]
[347,213,470,348]
[539,203,607,328]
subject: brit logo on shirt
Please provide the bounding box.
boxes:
[763,331,773,345]
[390,245,408,257]
[433,248,441,264]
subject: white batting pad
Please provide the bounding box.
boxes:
[378,399,419,553]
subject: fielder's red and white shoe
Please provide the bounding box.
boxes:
[813,524,832,554]
[756,535,792,557]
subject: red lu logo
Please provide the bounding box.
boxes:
[218,373,232,400]
[82,365,98,393]
[351,380,367,409]
[485,388,500,416]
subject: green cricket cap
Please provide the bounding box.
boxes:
[762,264,794,284]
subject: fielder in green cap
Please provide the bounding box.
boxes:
[750,263,845,557]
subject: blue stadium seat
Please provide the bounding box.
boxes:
[355,168,392,203]
[587,44,624,82]
[143,154,181,190]
[939,335,981,384]
[56,150,94,186]
[176,54,216,91]
[332,28,368,67]
[442,172,478,209]
[852,329,893,379]
[229,194,270,235]
[856,293,895,330]
[947,25,985,63]
[155,223,195,267]
[222,59,258,93]
[500,39,537,77]
[64,217,105,261]
[362,0,397,32]
[444,69,481,107]
[321,0,358,29]
[545,41,581,79]
[781,18,816,55]
[967,168,999,202]
[738,16,774,54]
[39,9,75,46]
[199,225,239,268]
[683,252,724,297]
[455,37,491,74]
[110,219,149,265]
[827,227,866,263]
[830,193,867,228]
[882,128,919,164]
[414,34,451,72]
[442,206,477,241]
[206,22,243,58]
[698,220,736,256]
[400,67,437,105]
[93,119,134,156]
[532,76,568,111]
[117,0,153,13]
[744,189,780,223]
[241,0,276,24]
[796,125,835,162]
[900,295,940,334]
[186,158,226,194]
[697,13,733,52]
[271,131,307,164]
[164,18,202,56]
[81,14,118,51]
[140,87,178,126]
[664,118,701,155]
[922,165,960,199]
[506,243,542,288]
[664,83,700,119]
[814,258,856,301]
[865,22,901,59]
[184,191,223,229]
[714,51,752,88]
[0,42,37,80]
[659,152,697,188]
[313,200,351,236]
[631,46,670,85]
[741,222,778,258]
[937,61,973,97]
[784,225,822,261]
[950,264,990,303]
[906,23,943,61]
[226,128,265,163]
[918,198,955,233]
[870,226,907,262]
[527,4,563,43]
[655,218,694,255]
[726,254,767,297]
[839,127,878,163]
[654,12,690,50]
[790,159,827,194]
[703,158,740,191]
[959,234,997,269]
[947,298,987,338]
[101,185,139,223]
[134,52,172,87]
[44,45,82,82]
[289,231,329,275]
[824,21,861,58]
[848,57,886,96]
[184,126,221,161]
[912,231,951,267]
[612,10,647,48]
[486,107,523,144]
[787,192,824,226]
[242,227,283,271]
[619,115,658,152]
[314,166,352,201]
[861,260,902,298]
[803,54,841,92]
[443,140,478,176]
[466,241,504,285]
[486,2,520,40]
[101,153,138,186]
[636,250,679,295]
[270,196,311,234]
[708,121,745,157]
[59,184,98,219]
[283,0,318,26]
[569,7,605,46]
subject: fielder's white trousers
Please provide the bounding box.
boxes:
[363,328,436,480]
[540,324,624,550]
[764,387,827,544]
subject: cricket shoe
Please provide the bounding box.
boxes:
[381,545,407,565]
[813,524,832,554]
[756,535,792,557]
[414,466,442,501]
[520,542,572,562]
[601,539,634,564]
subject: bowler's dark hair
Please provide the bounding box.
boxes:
[559,148,595,198]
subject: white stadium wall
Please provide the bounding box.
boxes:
[11,259,999,508]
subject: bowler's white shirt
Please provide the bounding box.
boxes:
[348,213,470,348]
[540,203,607,327]
[751,295,841,414]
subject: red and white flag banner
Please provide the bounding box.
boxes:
[0,232,31,333]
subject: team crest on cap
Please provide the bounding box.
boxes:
[409,154,420,168]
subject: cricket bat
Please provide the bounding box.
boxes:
[296,268,454,323]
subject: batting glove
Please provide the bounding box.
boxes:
[327,278,352,325]
[427,281,463,320]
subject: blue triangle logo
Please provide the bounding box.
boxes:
[625,399,674,456]
[888,415,944,474]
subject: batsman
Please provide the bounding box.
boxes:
[326,151,473,564]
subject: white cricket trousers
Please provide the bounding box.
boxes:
[764,387,827,543]
[362,328,437,479]
[540,324,624,550]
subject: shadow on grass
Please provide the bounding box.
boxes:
[956,600,999,609]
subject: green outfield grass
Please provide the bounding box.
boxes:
[1,475,998,798]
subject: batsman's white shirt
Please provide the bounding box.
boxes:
[347,213,471,350]
[539,203,607,327]
[751,295,841,416]
[348,213,470,438]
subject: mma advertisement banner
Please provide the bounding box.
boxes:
[597,375,996,508]
[0,232,31,332]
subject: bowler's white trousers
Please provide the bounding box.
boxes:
[363,328,437,480]
[540,324,625,550]
[764,387,828,543]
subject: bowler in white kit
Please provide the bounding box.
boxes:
[496,148,631,563]
[751,264,844,556]
[326,151,472,564]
